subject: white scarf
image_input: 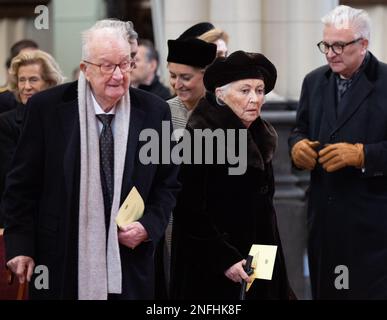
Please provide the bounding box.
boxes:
[77,73,131,299]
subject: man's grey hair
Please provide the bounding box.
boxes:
[81,19,138,60]
[321,5,371,42]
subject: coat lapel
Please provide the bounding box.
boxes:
[120,97,146,202]
[321,72,337,134]
[331,73,374,135]
[15,104,26,124]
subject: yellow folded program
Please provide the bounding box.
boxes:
[246,244,278,292]
[115,186,145,228]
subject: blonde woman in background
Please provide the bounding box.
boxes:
[199,28,229,57]
[0,49,64,228]
[179,21,229,58]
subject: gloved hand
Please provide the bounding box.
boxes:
[318,143,364,172]
[291,139,320,170]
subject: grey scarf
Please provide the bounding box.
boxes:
[77,73,131,299]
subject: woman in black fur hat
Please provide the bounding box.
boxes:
[170,51,295,300]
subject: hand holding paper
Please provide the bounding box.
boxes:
[115,186,145,228]
[246,244,278,292]
[118,222,148,249]
[115,187,148,249]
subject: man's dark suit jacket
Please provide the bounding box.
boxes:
[2,81,180,299]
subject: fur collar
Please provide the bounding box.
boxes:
[187,93,277,170]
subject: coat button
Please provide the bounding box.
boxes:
[260,185,269,195]
[330,134,336,141]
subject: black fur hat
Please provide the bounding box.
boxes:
[167,38,217,69]
[203,50,277,94]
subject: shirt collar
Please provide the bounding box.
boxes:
[92,93,116,115]
[336,51,370,81]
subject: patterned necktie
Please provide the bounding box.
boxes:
[337,77,352,102]
[96,114,114,231]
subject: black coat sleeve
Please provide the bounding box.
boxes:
[138,105,181,245]
[288,77,311,151]
[0,110,22,227]
[2,102,44,260]
[363,142,387,177]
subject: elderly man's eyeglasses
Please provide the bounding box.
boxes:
[317,38,363,55]
[83,59,135,75]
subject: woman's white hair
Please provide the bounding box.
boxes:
[321,5,371,42]
[81,19,137,60]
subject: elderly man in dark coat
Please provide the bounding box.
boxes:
[2,20,179,300]
[289,5,387,299]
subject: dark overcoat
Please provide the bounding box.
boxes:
[0,104,26,227]
[289,52,387,299]
[170,95,293,300]
[0,90,18,114]
[3,81,180,299]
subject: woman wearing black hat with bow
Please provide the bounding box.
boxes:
[166,37,217,133]
[152,37,216,300]
[178,21,229,58]
[170,51,294,300]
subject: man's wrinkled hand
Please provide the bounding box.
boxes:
[319,143,364,172]
[118,221,149,250]
[291,139,320,170]
[6,256,35,284]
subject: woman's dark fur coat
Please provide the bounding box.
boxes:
[170,94,294,299]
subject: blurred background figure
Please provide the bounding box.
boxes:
[199,28,229,57]
[126,20,139,60]
[179,21,229,58]
[1,39,39,90]
[8,50,64,105]
[72,66,80,80]
[131,39,172,100]
[0,39,39,114]
[178,21,215,39]
[0,49,65,228]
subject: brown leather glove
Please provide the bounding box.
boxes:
[291,139,320,170]
[318,143,364,172]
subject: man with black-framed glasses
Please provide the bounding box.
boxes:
[2,19,180,300]
[289,5,387,300]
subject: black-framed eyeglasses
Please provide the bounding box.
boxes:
[317,38,363,55]
[83,59,135,75]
